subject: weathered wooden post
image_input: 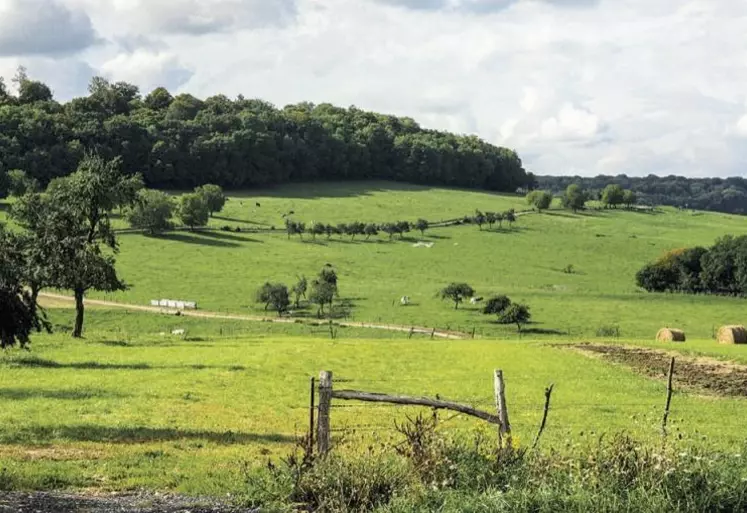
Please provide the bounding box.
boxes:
[431,328,436,340]
[662,357,675,439]
[308,377,316,455]
[317,371,333,455]
[494,370,512,448]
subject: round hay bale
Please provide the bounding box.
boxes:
[656,328,686,343]
[717,325,747,345]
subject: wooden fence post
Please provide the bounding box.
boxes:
[662,358,675,439]
[431,328,436,340]
[308,376,316,455]
[494,370,512,448]
[317,371,333,455]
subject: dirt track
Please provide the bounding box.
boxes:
[574,343,747,397]
[39,293,468,340]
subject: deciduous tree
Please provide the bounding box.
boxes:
[439,282,475,310]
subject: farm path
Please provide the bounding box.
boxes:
[39,293,469,340]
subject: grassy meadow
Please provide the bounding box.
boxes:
[1,181,747,499]
[0,309,745,495]
[61,181,747,340]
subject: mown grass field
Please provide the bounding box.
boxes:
[41,180,747,341]
[0,308,745,496]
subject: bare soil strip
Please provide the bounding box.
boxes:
[39,293,468,340]
[573,343,747,397]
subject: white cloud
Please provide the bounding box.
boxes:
[0,0,98,56]
[101,50,193,93]
[3,0,747,177]
[539,104,603,141]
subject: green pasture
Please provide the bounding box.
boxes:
[92,182,747,340]
[0,309,744,495]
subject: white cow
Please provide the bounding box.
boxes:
[469,297,484,305]
[400,296,411,306]
[171,329,186,336]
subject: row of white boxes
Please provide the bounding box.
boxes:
[150,299,198,310]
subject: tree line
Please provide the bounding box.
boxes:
[0,70,531,194]
[526,184,638,213]
[536,174,746,215]
[636,236,747,297]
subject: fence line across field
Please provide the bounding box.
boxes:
[307,359,682,456]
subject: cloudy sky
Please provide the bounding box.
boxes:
[0,0,745,178]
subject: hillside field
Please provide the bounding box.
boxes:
[10,180,744,341]
[0,309,745,496]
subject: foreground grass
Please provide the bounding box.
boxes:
[0,313,744,496]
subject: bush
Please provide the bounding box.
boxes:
[597,325,621,338]
[498,303,531,331]
[483,295,512,315]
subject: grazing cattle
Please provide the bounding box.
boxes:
[171,329,185,336]
[256,202,261,207]
[470,297,484,305]
[400,296,411,306]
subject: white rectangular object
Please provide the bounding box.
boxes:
[150,300,159,307]
[167,300,178,308]
[159,299,169,307]
[176,301,186,310]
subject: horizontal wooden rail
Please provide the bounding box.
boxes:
[331,389,500,424]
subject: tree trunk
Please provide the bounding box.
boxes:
[73,289,85,338]
[455,301,459,310]
[30,284,40,316]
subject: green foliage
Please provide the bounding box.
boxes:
[0,226,49,348]
[483,295,512,315]
[310,222,326,240]
[415,219,429,235]
[473,210,486,230]
[126,189,174,235]
[504,209,517,226]
[6,169,36,197]
[178,193,209,230]
[291,276,308,307]
[195,184,227,217]
[562,184,588,212]
[364,223,379,240]
[622,189,637,209]
[602,184,625,208]
[267,284,290,316]
[526,190,553,211]
[440,283,475,309]
[0,72,531,193]
[538,175,747,215]
[498,303,531,331]
[308,266,339,316]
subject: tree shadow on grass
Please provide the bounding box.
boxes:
[212,215,271,226]
[3,356,246,372]
[520,327,567,336]
[0,388,127,400]
[196,230,263,244]
[3,425,295,445]
[426,234,451,240]
[152,232,241,248]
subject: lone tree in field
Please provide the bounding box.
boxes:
[527,190,553,212]
[415,219,429,236]
[126,189,174,235]
[483,295,512,315]
[309,266,339,317]
[195,184,227,217]
[178,192,209,230]
[474,210,487,230]
[562,184,587,213]
[440,282,475,310]
[0,225,49,348]
[291,275,308,308]
[499,303,531,332]
[39,154,141,337]
[601,184,625,209]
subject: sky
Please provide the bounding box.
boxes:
[0,0,746,178]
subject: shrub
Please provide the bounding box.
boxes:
[483,295,512,315]
[126,189,174,235]
[439,283,475,310]
[498,303,531,331]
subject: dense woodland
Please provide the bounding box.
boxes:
[537,175,747,215]
[0,71,530,194]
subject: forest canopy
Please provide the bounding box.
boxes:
[0,72,530,194]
